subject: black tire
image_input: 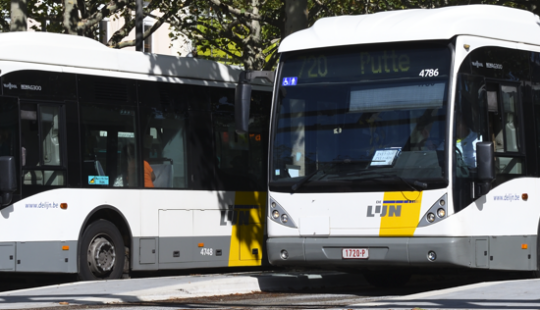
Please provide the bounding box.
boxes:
[78,219,125,281]
[363,271,411,288]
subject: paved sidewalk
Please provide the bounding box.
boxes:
[356,277,540,309]
[0,271,358,309]
[2,271,539,309]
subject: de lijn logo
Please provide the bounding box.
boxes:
[366,200,404,217]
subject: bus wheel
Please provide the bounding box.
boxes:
[78,220,125,280]
[363,271,411,288]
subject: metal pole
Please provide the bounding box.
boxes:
[135,0,143,51]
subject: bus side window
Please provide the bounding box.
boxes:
[140,106,188,189]
[212,89,269,191]
[80,104,139,188]
[138,81,189,189]
[20,104,39,168]
[487,83,524,180]
[21,104,66,186]
[41,106,61,166]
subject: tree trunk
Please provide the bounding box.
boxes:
[284,0,307,38]
[10,0,27,31]
[244,0,264,70]
[63,0,80,34]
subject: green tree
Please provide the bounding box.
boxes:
[169,0,398,70]
[171,0,540,70]
[0,0,185,48]
[2,0,538,64]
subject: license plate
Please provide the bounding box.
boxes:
[342,248,369,259]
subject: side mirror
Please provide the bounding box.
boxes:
[0,156,16,207]
[234,70,275,135]
[476,142,495,196]
[235,72,251,135]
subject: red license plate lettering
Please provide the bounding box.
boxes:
[342,248,369,259]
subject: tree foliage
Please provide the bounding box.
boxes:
[0,0,185,49]
[171,0,540,70]
[169,0,394,70]
[0,0,538,70]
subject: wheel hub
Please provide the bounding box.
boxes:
[88,236,116,276]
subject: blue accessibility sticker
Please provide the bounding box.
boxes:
[282,77,298,86]
[88,176,109,185]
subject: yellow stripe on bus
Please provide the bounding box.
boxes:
[228,191,266,267]
[379,191,423,237]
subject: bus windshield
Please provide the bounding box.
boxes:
[271,44,451,193]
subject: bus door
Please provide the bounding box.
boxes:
[20,102,67,197]
[454,76,525,212]
[0,96,21,205]
[485,82,525,186]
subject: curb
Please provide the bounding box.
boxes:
[0,271,360,309]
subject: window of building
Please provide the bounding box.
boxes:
[99,20,109,45]
[143,23,152,53]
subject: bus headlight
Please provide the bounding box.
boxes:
[269,197,298,228]
[427,251,437,261]
[437,208,446,218]
[418,193,448,228]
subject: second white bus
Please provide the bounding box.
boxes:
[244,5,540,286]
[0,32,271,280]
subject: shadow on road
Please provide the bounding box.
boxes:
[2,269,532,310]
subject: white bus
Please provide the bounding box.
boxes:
[0,32,272,280]
[237,4,540,286]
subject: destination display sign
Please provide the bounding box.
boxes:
[280,46,451,85]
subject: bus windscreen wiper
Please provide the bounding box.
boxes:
[290,169,326,193]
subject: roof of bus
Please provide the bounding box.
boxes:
[0,32,268,85]
[279,5,540,53]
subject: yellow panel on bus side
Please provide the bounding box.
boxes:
[238,223,264,261]
[228,191,266,266]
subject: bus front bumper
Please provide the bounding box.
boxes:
[267,236,496,269]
